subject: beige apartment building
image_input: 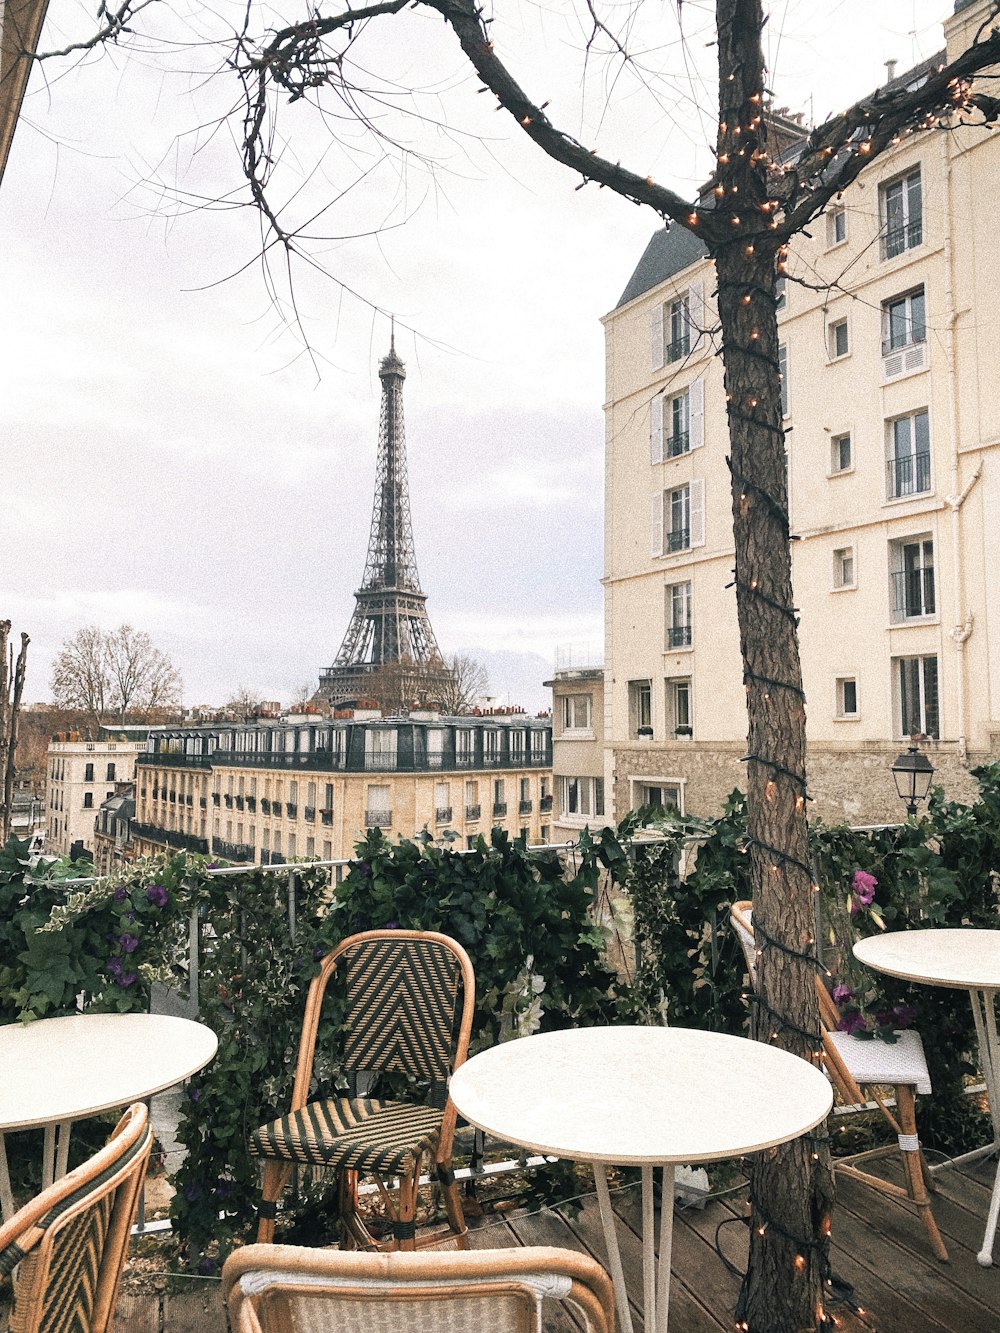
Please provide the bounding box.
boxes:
[603,0,1000,825]
[132,713,553,865]
[546,651,609,839]
[45,736,147,858]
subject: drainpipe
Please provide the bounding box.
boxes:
[941,132,980,763]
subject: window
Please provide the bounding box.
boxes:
[882,287,928,381]
[633,782,682,813]
[667,678,692,736]
[365,785,392,828]
[887,410,931,498]
[828,204,847,247]
[836,678,859,718]
[84,763,94,782]
[652,480,705,555]
[559,776,605,820]
[364,728,397,769]
[881,167,922,259]
[778,345,789,417]
[831,432,852,474]
[435,781,451,822]
[83,792,93,809]
[650,379,704,463]
[665,581,692,648]
[456,729,475,765]
[484,730,502,763]
[829,319,849,359]
[493,779,506,816]
[896,655,939,739]
[629,680,652,737]
[106,763,116,781]
[465,779,480,820]
[562,694,593,731]
[833,547,855,590]
[890,537,935,621]
[650,283,704,370]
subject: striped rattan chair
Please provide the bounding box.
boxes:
[0,1103,153,1333]
[250,929,476,1251]
[224,1242,616,1333]
[730,900,947,1262]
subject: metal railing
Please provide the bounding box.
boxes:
[890,568,935,620]
[666,624,692,648]
[886,450,931,499]
[364,810,392,828]
[666,333,690,363]
[435,806,452,823]
[465,804,481,820]
[881,218,922,260]
[666,526,690,552]
[493,802,507,817]
[664,431,690,458]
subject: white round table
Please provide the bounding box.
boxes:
[854,928,1000,1268]
[449,1025,832,1333]
[0,1012,218,1221]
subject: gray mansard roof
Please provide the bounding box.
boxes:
[616,225,709,309]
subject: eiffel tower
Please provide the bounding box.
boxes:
[317,336,455,711]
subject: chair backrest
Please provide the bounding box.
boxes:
[223,1243,616,1333]
[0,1103,153,1333]
[292,930,476,1109]
[728,900,865,1105]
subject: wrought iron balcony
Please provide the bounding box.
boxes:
[435,806,452,823]
[665,431,690,458]
[246,796,256,812]
[235,796,244,810]
[890,569,936,620]
[320,809,334,825]
[493,802,508,817]
[286,803,298,818]
[212,793,220,806]
[540,794,553,812]
[881,218,922,260]
[519,799,532,814]
[666,333,690,363]
[132,821,209,855]
[666,624,692,648]
[304,806,316,822]
[224,794,233,808]
[261,798,271,814]
[365,809,392,828]
[886,450,931,499]
[465,803,481,820]
[666,527,690,552]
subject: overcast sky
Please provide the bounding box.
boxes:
[1,1,951,710]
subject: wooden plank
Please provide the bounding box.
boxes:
[503,1208,595,1333]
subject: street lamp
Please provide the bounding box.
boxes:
[891,743,935,817]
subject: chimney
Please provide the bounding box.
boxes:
[885,59,898,84]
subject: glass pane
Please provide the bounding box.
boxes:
[923,657,939,737]
[911,289,926,342]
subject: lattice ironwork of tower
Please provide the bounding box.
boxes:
[317,339,456,711]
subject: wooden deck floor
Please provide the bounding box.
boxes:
[68,1153,1000,1333]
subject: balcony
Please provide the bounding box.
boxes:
[666,624,692,649]
[235,796,244,811]
[286,803,298,818]
[304,806,316,822]
[224,795,233,809]
[261,798,272,815]
[211,836,254,862]
[890,569,936,621]
[435,805,452,823]
[131,821,209,855]
[540,794,553,812]
[320,809,334,825]
[212,793,220,806]
[664,430,689,458]
[465,803,481,821]
[246,796,256,812]
[886,451,931,499]
[666,527,690,553]
[519,799,532,814]
[363,752,399,772]
[881,218,922,260]
[665,332,690,363]
[493,802,508,818]
[365,809,392,828]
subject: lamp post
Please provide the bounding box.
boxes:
[891,743,935,817]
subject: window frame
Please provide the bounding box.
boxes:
[895,654,939,739]
[880,166,923,261]
[886,409,931,500]
[832,546,856,591]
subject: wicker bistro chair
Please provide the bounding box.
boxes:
[224,1243,616,1333]
[250,930,476,1251]
[730,901,947,1262]
[0,1103,153,1333]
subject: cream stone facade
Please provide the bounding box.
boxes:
[45,737,147,858]
[546,663,610,839]
[132,714,553,864]
[603,1,1000,825]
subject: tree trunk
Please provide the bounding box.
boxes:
[0,623,29,845]
[714,3,836,1328]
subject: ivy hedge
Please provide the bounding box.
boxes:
[3,769,1000,1262]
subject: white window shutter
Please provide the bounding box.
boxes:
[689,377,705,450]
[688,280,705,352]
[650,303,665,372]
[689,478,705,548]
[651,492,664,557]
[650,394,663,464]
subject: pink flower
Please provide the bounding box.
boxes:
[851,869,877,907]
[832,984,854,1006]
[837,1009,867,1036]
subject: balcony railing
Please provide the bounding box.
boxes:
[667,624,692,648]
[320,809,334,825]
[141,743,552,776]
[212,793,220,806]
[246,796,256,812]
[261,798,272,815]
[466,804,481,820]
[365,809,392,828]
[435,806,452,823]
[304,806,316,822]
[235,796,244,811]
[665,431,690,458]
[886,450,931,499]
[224,795,233,808]
[493,802,508,817]
[540,794,553,812]
[286,803,298,818]
[666,527,690,552]
[212,836,254,862]
[881,218,922,260]
[363,752,399,771]
[519,799,532,814]
[666,333,690,363]
[132,821,209,855]
[890,569,936,620]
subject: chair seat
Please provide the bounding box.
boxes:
[250,1098,444,1175]
[827,1028,932,1096]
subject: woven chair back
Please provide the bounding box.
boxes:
[223,1244,615,1333]
[341,936,463,1083]
[0,1104,152,1333]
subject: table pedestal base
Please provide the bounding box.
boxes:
[594,1163,675,1333]
[969,988,1000,1267]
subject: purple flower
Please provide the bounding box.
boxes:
[119,932,139,954]
[313,945,326,960]
[189,1086,202,1103]
[851,869,878,906]
[107,957,136,987]
[113,886,128,904]
[832,984,854,1006]
[386,919,399,930]
[892,1003,918,1029]
[146,884,169,907]
[837,1009,867,1036]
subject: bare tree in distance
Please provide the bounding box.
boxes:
[225,685,266,721]
[34,3,1000,1325]
[0,622,29,844]
[437,652,489,715]
[52,624,183,732]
